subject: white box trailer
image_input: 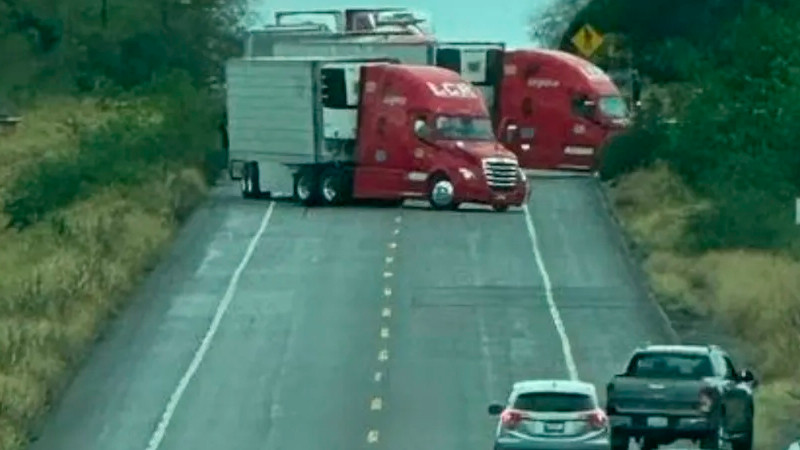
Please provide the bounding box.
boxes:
[225,56,397,197]
[244,31,504,117]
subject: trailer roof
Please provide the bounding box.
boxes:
[234,55,399,63]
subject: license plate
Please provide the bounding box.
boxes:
[544,421,565,433]
[495,194,506,200]
[647,416,668,427]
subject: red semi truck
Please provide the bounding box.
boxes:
[244,8,631,172]
[225,56,528,211]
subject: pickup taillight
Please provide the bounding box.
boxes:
[698,387,714,413]
[500,408,524,429]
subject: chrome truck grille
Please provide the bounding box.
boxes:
[482,157,519,190]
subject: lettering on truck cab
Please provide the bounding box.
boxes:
[426,81,478,98]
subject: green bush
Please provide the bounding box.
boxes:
[3,72,223,230]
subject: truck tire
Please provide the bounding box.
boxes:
[428,174,457,210]
[699,425,724,449]
[319,167,347,206]
[492,204,509,212]
[610,430,629,450]
[240,162,260,199]
[294,168,318,206]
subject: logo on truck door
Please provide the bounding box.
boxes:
[426,82,478,98]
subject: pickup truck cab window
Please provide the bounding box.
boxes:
[723,355,739,379]
[626,352,714,379]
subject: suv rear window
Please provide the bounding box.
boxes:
[627,353,714,379]
[513,392,595,412]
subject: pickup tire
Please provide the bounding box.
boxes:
[610,430,629,450]
[699,424,725,449]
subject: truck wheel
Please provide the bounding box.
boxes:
[294,169,318,206]
[428,175,456,210]
[610,431,629,450]
[641,438,659,450]
[700,425,724,449]
[493,204,509,212]
[240,162,260,199]
[319,167,346,206]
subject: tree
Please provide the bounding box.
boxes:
[528,0,590,48]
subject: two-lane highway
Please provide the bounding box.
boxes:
[30,175,677,450]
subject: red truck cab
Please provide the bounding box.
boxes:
[352,64,528,211]
[497,49,630,172]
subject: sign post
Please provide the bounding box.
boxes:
[571,24,605,58]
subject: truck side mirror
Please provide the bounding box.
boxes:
[740,369,757,387]
[414,119,431,141]
[504,124,518,142]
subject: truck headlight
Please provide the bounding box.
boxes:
[459,167,476,180]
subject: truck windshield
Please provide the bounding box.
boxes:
[434,116,495,141]
[628,353,714,379]
[599,96,629,119]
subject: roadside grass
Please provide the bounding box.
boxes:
[0,98,209,449]
[609,163,800,449]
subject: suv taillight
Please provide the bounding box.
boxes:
[500,409,523,429]
[585,409,608,429]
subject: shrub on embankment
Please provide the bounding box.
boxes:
[0,75,226,448]
[559,0,800,447]
[0,0,245,446]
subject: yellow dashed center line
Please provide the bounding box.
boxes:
[366,215,403,445]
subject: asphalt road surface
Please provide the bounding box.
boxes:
[29,174,686,450]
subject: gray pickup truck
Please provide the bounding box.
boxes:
[605,344,757,450]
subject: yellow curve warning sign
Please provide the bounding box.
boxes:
[571,24,604,58]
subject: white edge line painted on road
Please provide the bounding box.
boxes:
[521,204,578,380]
[145,201,276,450]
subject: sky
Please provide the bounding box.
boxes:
[249,0,557,49]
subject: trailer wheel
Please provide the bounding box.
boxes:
[294,168,318,206]
[240,162,260,199]
[493,204,509,212]
[319,167,346,206]
[428,174,457,210]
